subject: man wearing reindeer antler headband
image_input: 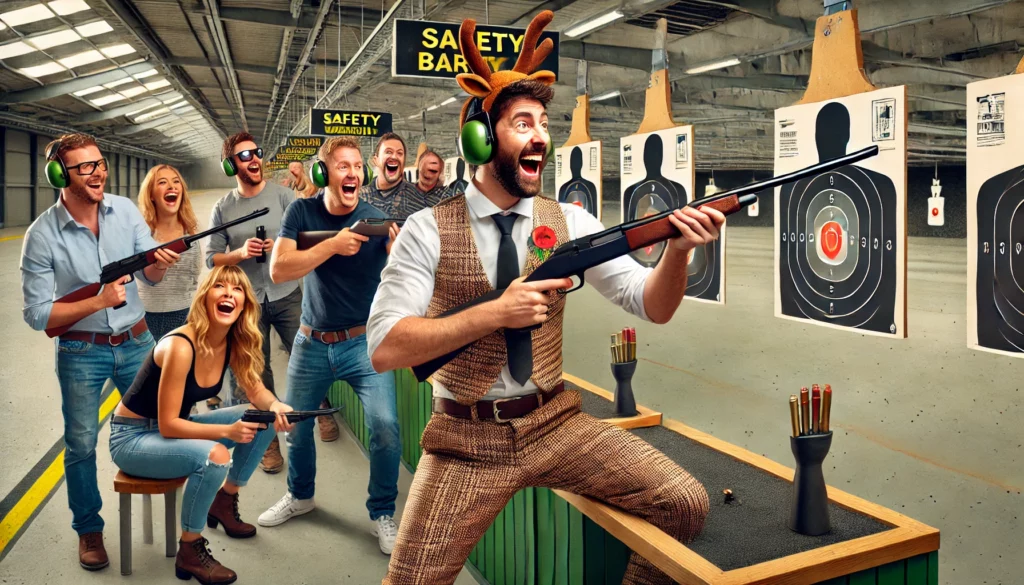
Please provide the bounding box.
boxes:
[367,10,724,583]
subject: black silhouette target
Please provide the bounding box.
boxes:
[778,102,899,334]
[558,147,598,215]
[624,134,685,268]
[975,165,1024,352]
[447,158,468,197]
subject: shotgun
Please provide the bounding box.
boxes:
[296,218,405,250]
[241,407,342,430]
[45,207,270,338]
[410,146,879,381]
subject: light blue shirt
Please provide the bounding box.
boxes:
[21,193,159,335]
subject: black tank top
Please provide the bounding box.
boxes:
[121,333,231,420]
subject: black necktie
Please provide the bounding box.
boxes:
[492,213,533,385]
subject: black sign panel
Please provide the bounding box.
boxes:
[310,110,393,137]
[391,19,559,80]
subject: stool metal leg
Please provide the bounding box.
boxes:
[119,493,132,576]
[165,489,177,558]
[142,494,153,545]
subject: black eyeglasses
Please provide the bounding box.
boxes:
[233,148,264,162]
[67,159,108,176]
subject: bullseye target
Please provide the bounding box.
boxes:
[555,142,602,220]
[968,73,1024,357]
[774,88,907,337]
[621,126,724,303]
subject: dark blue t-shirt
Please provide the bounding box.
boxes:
[279,192,389,330]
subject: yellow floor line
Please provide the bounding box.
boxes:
[0,235,24,243]
[0,388,121,554]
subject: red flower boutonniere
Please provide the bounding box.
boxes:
[529,225,557,262]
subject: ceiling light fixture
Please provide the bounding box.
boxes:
[18,61,66,78]
[144,79,170,91]
[440,97,457,106]
[103,77,133,89]
[90,93,126,106]
[74,85,105,96]
[563,9,623,38]
[133,68,158,79]
[684,58,740,75]
[135,107,170,122]
[28,29,81,50]
[591,90,621,102]
[76,21,114,38]
[119,85,148,98]
[47,0,90,16]
[1,4,56,28]
[100,43,136,58]
[0,41,35,60]
[58,49,104,69]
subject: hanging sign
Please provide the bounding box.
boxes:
[391,19,559,80]
[310,110,392,137]
[272,136,324,162]
[264,156,289,172]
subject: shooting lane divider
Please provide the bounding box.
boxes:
[0,381,121,562]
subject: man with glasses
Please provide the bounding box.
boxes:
[21,133,181,570]
[206,132,320,474]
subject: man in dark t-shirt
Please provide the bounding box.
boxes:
[260,136,403,555]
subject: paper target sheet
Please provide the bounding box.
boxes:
[555,141,602,221]
[621,126,724,303]
[968,73,1024,357]
[773,86,908,337]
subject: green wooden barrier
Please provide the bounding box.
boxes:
[328,372,937,585]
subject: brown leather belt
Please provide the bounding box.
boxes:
[59,319,148,346]
[432,382,565,423]
[300,323,366,344]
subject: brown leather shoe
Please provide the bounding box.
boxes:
[207,488,256,538]
[78,532,109,570]
[318,411,340,442]
[175,537,237,584]
[259,435,283,474]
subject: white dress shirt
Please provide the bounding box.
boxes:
[366,181,654,400]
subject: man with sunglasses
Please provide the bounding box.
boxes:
[21,133,181,570]
[206,132,312,473]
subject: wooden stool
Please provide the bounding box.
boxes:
[113,471,187,576]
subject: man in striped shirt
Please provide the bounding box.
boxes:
[358,132,428,219]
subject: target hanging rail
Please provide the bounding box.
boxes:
[411,145,879,382]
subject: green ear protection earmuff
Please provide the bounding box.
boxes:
[45,141,69,189]
[458,97,555,166]
[310,159,374,189]
[221,157,237,177]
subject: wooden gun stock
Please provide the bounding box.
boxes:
[44,283,104,338]
[624,195,742,250]
[296,231,337,250]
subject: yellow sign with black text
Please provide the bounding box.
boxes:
[310,110,393,137]
[391,19,559,80]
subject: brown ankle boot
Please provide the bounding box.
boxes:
[175,537,236,584]
[259,435,283,474]
[78,532,109,570]
[207,488,256,538]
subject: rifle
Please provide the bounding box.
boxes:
[296,218,405,250]
[241,406,342,430]
[410,146,879,381]
[45,207,270,338]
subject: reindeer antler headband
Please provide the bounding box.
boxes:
[456,10,557,126]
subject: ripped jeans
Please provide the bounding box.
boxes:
[108,404,277,533]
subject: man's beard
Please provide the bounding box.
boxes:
[67,180,103,203]
[491,143,544,199]
[239,168,262,186]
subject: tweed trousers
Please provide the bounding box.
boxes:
[383,389,709,585]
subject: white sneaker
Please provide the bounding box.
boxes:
[371,515,398,554]
[257,492,315,527]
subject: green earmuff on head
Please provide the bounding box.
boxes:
[459,98,495,166]
[44,141,69,189]
[309,158,373,189]
[222,157,237,177]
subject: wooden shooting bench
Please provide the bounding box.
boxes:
[327,367,939,585]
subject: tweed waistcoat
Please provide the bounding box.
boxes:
[426,194,569,404]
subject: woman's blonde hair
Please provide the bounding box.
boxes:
[186,266,264,392]
[138,164,198,234]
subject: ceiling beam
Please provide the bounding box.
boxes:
[163,57,278,76]
[0,62,154,104]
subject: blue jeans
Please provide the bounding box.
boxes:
[108,404,277,533]
[55,328,155,535]
[286,330,400,520]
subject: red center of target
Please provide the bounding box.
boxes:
[572,201,584,208]
[821,221,843,260]
[931,208,939,216]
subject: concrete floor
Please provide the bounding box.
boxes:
[0,189,1020,584]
